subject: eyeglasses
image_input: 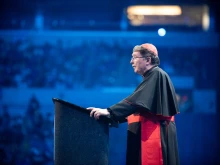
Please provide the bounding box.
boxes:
[131,56,145,61]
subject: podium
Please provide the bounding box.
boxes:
[53,98,110,165]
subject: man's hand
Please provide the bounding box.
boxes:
[87,107,110,120]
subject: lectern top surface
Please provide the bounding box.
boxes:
[52,97,118,127]
[52,98,88,113]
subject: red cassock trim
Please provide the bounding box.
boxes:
[127,113,174,165]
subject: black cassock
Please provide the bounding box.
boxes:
[107,66,180,165]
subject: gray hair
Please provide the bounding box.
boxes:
[133,45,160,65]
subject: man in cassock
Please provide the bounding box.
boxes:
[88,43,180,165]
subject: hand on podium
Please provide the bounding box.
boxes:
[87,107,110,120]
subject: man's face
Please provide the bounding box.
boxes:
[130,51,148,75]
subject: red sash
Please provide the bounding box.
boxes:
[127,113,174,165]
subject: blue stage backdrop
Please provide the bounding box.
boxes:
[0,0,220,164]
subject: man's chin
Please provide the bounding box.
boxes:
[134,69,139,74]
[134,70,142,75]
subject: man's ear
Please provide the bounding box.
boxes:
[146,57,151,62]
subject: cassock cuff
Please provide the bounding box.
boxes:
[107,108,119,127]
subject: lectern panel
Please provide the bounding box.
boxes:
[53,98,109,165]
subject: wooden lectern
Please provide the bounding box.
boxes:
[53,98,112,165]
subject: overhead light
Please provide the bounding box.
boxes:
[202,5,210,31]
[127,5,182,16]
[158,28,166,36]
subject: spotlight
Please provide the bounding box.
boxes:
[158,28,166,36]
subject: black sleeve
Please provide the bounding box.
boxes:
[107,100,138,123]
